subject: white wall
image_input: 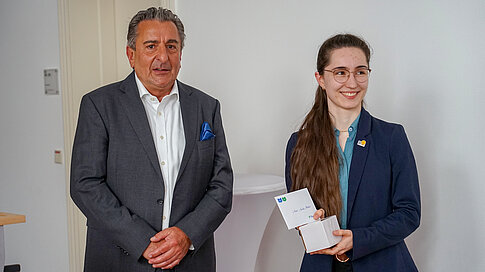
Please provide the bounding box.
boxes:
[0,1,69,271]
[0,1,483,271]
[177,0,485,271]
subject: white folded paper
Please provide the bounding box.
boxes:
[274,188,317,229]
[299,215,342,253]
[274,188,342,253]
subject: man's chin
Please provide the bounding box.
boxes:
[147,79,176,91]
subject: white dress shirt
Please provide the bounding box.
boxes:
[135,73,185,230]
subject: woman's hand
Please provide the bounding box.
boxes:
[297,209,325,231]
[313,208,325,220]
[309,229,353,256]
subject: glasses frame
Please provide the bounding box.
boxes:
[323,67,372,83]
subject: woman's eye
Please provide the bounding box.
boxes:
[335,70,347,76]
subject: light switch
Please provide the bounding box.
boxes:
[44,68,59,95]
[54,150,63,164]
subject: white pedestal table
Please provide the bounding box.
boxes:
[214,174,286,272]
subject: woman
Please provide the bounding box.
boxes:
[285,34,420,272]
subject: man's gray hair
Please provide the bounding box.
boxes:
[127,7,185,50]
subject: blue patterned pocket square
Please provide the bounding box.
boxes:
[200,122,215,141]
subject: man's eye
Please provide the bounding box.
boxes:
[147,44,155,49]
[356,69,368,75]
[167,44,177,50]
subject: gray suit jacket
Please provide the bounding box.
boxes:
[71,72,233,272]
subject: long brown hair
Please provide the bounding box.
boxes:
[290,34,371,220]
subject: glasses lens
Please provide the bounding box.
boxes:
[333,69,349,83]
[354,69,369,83]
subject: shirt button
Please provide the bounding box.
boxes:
[157,112,161,116]
[160,135,164,140]
[151,98,156,101]
[157,199,163,205]
[163,216,167,220]
[161,161,165,166]
[349,127,353,132]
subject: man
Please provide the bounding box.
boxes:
[70,7,233,272]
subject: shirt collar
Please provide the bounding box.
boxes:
[135,72,179,102]
[334,113,361,138]
[348,113,361,140]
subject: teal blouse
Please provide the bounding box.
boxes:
[334,114,360,229]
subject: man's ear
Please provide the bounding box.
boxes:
[126,46,135,68]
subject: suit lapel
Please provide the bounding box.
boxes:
[176,81,198,182]
[118,72,163,181]
[347,108,372,223]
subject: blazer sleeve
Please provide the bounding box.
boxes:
[70,95,156,259]
[285,132,298,192]
[351,125,421,260]
[173,100,233,251]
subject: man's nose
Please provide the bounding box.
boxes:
[156,47,169,62]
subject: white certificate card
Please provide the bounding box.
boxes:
[274,188,317,229]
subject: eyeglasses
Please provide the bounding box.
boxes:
[323,68,371,83]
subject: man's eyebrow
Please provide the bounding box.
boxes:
[143,40,160,45]
[166,39,179,44]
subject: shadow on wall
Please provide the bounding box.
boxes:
[406,147,476,270]
[397,86,479,271]
[255,207,305,272]
[398,87,440,271]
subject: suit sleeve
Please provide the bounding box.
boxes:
[351,125,421,260]
[285,132,298,192]
[174,100,233,251]
[70,95,156,260]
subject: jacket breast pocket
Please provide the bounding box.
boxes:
[197,137,215,151]
[197,138,215,170]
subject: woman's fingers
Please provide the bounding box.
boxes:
[313,208,325,220]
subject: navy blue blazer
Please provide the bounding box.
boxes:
[285,108,420,272]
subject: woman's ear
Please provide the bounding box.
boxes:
[315,71,325,89]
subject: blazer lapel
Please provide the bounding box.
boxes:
[118,72,163,181]
[176,81,198,182]
[347,108,372,223]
